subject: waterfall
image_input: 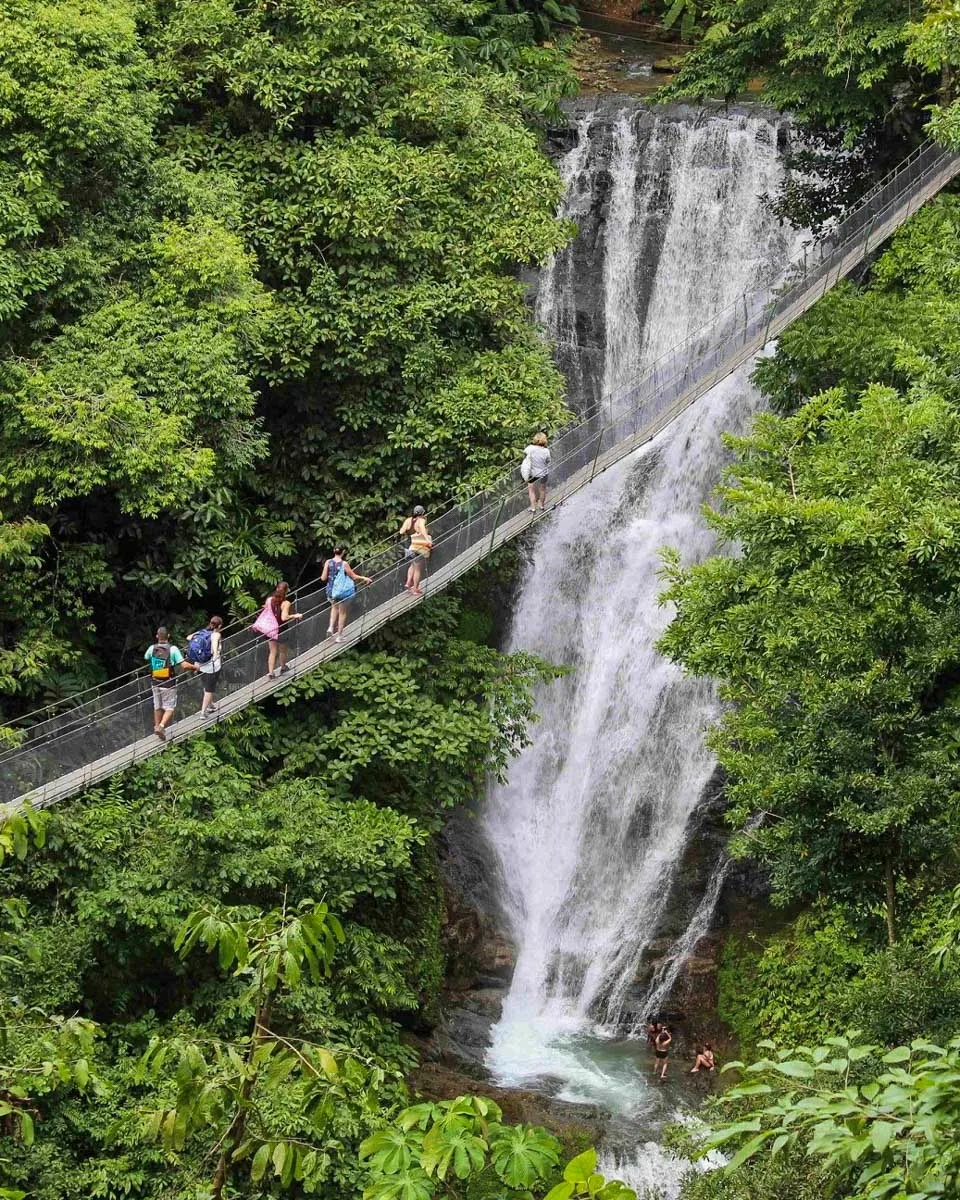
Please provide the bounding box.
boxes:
[482,104,794,1107]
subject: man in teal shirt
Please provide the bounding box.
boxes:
[144,627,195,741]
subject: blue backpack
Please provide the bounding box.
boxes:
[331,567,356,602]
[187,628,214,664]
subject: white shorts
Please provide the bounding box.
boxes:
[151,685,178,712]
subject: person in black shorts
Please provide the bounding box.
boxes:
[654,1025,672,1081]
[193,616,224,717]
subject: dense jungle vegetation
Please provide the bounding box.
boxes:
[6,0,960,1197]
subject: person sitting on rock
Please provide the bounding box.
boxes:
[691,1043,716,1073]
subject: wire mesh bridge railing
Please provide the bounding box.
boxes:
[3,137,959,811]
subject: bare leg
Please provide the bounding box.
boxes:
[332,603,348,641]
[159,707,176,732]
[153,705,162,732]
[268,640,279,676]
[279,642,289,671]
[537,480,548,509]
[410,559,424,596]
[201,689,216,713]
[527,482,537,511]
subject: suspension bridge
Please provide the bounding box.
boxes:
[3,138,959,811]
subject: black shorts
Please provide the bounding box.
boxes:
[655,1050,668,1059]
[201,669,221,693]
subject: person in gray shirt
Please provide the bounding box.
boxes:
[523,432,551,512]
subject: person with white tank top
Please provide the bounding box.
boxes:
[522,431,551,512]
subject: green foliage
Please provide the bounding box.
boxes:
[718,911,870,1050]
[359,1096,566,1200]
[907,0,960,147]
[933,883,960,968]
[662,0,701,43]
[141,899,372,1197]
[0,3,575,1194]
[702,1034,960,1200]
[658,203,960,943]
[544,1146,637,1200]
[660,381,960,940]
[0,805,45,868]
[718,900,960,1056]
[0,0,574,714]
[753,196,960,415]
[0,590,556,1197]
[677,1139,832,1200]
[658,0,920,132]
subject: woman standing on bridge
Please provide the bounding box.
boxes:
[399,506,432,597]
[253,581,302,678]
[322,548,371,644]
[522,432,551,512]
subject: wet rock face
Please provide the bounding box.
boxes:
[440,811,517,990]
[410,1061,610,1143]
[534,97,786,416]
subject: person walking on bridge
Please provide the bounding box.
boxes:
[521,432,551,512]
[253,582,302,678]
[399,506,432,597]
[321,548,371,643]
[186,615,224,717]
[145,627,195,742]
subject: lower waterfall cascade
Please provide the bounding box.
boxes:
[478,101,797,1171]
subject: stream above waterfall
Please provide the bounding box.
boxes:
[468,98,799,1190]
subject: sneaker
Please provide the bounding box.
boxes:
[203,705,218,719]
[326,627,335,637]
[155,728,167,742]
[335,634,344,644]
[280,663,292,674]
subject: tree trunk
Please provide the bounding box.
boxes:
[211,1000,272,1200]
[884,854,898,947]
[942,61,956,106]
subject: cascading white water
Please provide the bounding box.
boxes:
[481,105,794,1123]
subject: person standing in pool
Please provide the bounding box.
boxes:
[653,1024,672,1081]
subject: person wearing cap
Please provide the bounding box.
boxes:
[398,505,432,597]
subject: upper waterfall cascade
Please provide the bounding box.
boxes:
[481,106,794,1099]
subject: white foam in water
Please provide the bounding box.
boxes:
[600,1128,727,1200]
[482,106,796,1132]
